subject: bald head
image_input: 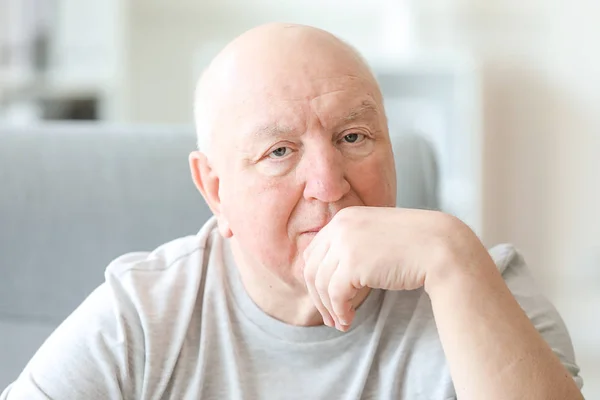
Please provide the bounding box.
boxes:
[193,23,382,158]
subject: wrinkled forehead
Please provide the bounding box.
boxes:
[219,72,383,135]
[205,32,386,151]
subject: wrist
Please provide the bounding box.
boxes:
[423,242,464,297]
[423,216,490,296]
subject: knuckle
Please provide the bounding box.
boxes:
[315,279,329,297]
[303,266,317,282]
[332,208,353,228]
[329,289,346,305]
[328,280,347,304]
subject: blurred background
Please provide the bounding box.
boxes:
[1,0,598,396]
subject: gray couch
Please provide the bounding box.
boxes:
[0,123,438,389]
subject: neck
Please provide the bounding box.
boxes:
[229,238,370,326]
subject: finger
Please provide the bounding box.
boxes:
[305,275,334,328]
[329,266,360,328]
[302,232,325,261]
[303,222,331,262]
[314,250,340,328]
[303,241,334,327]
[303,231,327,272]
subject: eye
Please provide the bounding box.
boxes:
[341,133,365,144]
[268,146,291,158]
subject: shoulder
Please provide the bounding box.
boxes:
[487,243,566,329]
[106,217,219,279]
[488,243,583,389]
[99,217,223,338]
[104,235,205,293]
[488,243,522,274]
[104,217,220,302]
[3,218,223,399]
[488,244,558,305]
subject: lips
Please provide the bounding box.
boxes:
[301,224,327,234]
[300,213,334,235]
[302,228,322,234]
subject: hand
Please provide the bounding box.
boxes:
[302,206,483,331]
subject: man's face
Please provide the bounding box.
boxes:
[213,51,397,289]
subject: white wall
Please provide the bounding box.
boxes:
[416,0,600,395]
[124,1,392,125]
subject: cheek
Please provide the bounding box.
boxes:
[348,155,396,207]
[224,178,307,276]
[221,175,302,254]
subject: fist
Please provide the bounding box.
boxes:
[302,206,479,331]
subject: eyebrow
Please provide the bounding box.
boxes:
[249,99,380,140]
[340,100,380,124]
[251,123,296,140]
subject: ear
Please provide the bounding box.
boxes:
[189,151,233,238]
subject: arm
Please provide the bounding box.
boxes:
[425,229,583,400]
[0,285,138,400]
[303,206,583,399]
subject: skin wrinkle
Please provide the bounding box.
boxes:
[194,24,381,156]
[248,97,379,148]
[189,23,395,326]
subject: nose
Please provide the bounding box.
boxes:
[301,144,351,203]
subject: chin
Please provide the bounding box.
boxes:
[257,238,312,290]
[283,253,309,290]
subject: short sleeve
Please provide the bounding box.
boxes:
[0,283,142,400]
[490,244,584,390]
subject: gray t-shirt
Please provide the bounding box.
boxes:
[1,218,583,399]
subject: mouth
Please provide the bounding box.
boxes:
[300,212,335,237]
[300,214,335,235]
[302,229,320,235]
[301,226,325,235]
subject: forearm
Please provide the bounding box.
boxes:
[426,243,582,400]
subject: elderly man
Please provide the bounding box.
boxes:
[2,23,583,399]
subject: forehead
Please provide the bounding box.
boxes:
[229,74,381,130]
